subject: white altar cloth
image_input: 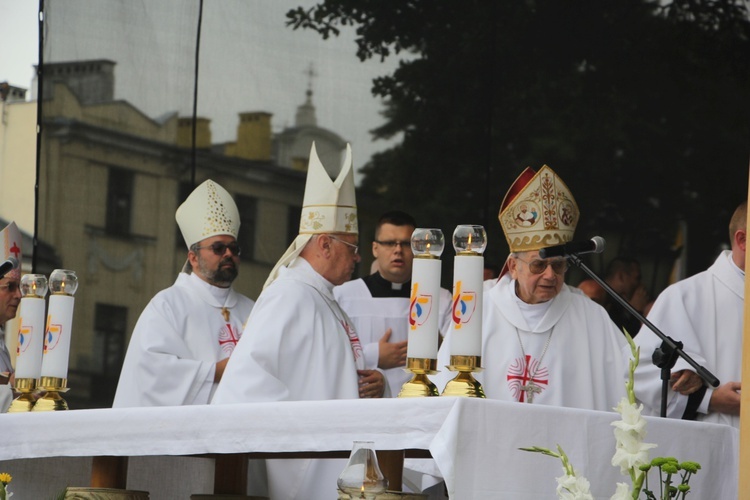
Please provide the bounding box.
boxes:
[0,397,738,499]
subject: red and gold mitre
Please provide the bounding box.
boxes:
[498,165,579,253]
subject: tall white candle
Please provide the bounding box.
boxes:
[42,295,75,379]
[407,257,443,359]
[448,225,487,357]
[15,299,46,379]
[40,270,77,381]
[14,274,48,380]
[407,228,445,360]
[449,254,484,356]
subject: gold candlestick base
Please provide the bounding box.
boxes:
[398,357,439,398]
[31,376,69,411]
[441,355,486,398]
[8,377,37,412]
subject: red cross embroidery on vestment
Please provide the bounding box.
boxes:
[507,354,549,402]
[218,323,240,356]
[9,242,20,259]
[340,320,363,362]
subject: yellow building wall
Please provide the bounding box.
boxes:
[1,77,329,406]
[0,99,38,234]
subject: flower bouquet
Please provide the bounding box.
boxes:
[521,333,701,499]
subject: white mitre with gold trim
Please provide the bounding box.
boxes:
[176,179,240,248]
[0,221,22,281]
[264,142,357,289]
[498,165,579,253]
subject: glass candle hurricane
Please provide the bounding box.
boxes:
[337,441,388,499]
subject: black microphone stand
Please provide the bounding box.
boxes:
[567,253,719,417]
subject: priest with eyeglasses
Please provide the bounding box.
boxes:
[213,143,386,500]
[334,210,452,397]
[436,165,628,411]
[113,180,255,407]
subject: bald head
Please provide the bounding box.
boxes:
[578,279,607,306]
[300,233,362,286]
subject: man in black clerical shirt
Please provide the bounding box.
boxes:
[334,211,452,396]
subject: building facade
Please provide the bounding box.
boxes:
[2,59,364,408]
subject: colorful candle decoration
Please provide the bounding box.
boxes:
[40,269,78,381]
[441,225,487,398]
[14,274,48,380]
[407,228,445,360]
[449,225,487,357]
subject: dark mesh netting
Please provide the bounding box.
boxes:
[34,0,401,408]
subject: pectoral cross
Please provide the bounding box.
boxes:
[520,382,543,403]
[221,307,230,322]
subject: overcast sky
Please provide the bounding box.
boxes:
[1,0,406,183]
[2,0,39,89]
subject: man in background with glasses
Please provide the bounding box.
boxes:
[0,221,22,412]
[113,180,255,408]
[334,210,452,397]
[437,165,627,412]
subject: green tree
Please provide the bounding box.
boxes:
[288,0,750,288]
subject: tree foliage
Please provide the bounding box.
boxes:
[288,0,750,288]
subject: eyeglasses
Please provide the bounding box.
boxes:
[329,235,359,255]
[0,282,20,293]
[375,240,412,250]
[515,256,568,275]
[194,241,241,256]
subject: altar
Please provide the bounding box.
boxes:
[0,397,738,499]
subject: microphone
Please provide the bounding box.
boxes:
[538,236,606,259]
[0,257,19,280]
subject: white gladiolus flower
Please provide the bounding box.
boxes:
[611,398,657,474]
[556,470,594,500]
[609,482,631,500]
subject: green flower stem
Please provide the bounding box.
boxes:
[624,331,640,405]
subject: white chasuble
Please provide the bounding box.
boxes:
[0,327,13,376]
[113,272,254,408]
[633,251,743,428]
[436,275,628,412]
[0,384,10,413]
[213,258,365,500]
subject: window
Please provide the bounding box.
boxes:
[235,194,257,261]
[106,168,134,236]
[287,205,301,245]
[175,181,194,248]
[92,303,128,405]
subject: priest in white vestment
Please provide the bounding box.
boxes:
[213,143,386,500]
[436,165,628,411]
[113,180,254,408]
[334,210,452,397]
[0,221,22,412]
[632,201,745,428]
